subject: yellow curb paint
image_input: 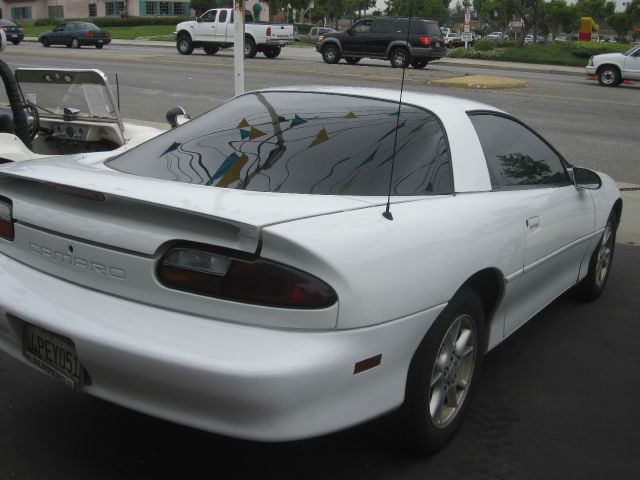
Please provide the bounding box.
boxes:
[430,75,528,89]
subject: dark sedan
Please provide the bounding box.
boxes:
[0,19,24,45]
[39,22,111,49]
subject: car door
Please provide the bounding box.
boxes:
[194,9,217,42]
[61,23,76,44]
[368,18,394,55]
[216,9,230,42]
[469,113,595,336]
[341,19,372,55]
[624,46,640,80]
[49,24,67,45]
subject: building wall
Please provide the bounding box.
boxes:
[0,0,269,21]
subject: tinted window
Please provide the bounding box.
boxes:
[108,92,452,196]
[371,19,393,34]
[218,10,227,22]
[353,20,372,33]
[64,24,75,31]
[396,19,439,35]
[469,114,569,189]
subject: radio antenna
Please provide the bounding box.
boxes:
[115,73,120,111]
[383,3,414,221]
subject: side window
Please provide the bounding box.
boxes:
[371,20,392,34]
[201,10,216,22]
[64,24,75,31]
[219,10,227,23]
[469,113,570,189]
[353,20,372,33]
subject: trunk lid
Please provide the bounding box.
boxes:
[0,154,377,254]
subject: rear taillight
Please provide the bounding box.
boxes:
[158,246,337,309]
[105,31,110,37]
[83,32,94,37]
[19,27,24,32]
[418,36,433,46]
[0,198,14,241]
[266,26,272,36]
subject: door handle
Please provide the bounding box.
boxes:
[526,216,540,229]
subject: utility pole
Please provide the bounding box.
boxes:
[233,0,245,96]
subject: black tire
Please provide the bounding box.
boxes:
[176,34,194,55]
[41,38,50,48]
[411,58,429,69]
[399,287,485,453]
[71,38,81,49]
[389,47,410,68]
[321,44,340,64]
[345,56,361,65]
[11,40,20,45]
[203,44,219,55]
[95,44,104,49]
[244,37,257,58]
[263,46,281,58]
[597,65,621,87]
[575,210,618,301]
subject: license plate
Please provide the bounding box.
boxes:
[23,324,81,390]
[98,40,103,43]
[436,42,440,47]
[279,41,285,45]
[9,34,17,38]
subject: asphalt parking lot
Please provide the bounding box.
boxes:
[1,244,638,480]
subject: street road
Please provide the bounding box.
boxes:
[2,245,639,479]
[1,42,640,479]
[2,41,639,184]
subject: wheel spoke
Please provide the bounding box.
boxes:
[431,371,442,388]
[455,329,473,356]
[445,318,461,352]
[430,385,445,418]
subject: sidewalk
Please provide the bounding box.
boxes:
[22,36,586,77]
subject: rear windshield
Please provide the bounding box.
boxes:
[107,91,452,196]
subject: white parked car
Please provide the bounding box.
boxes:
[0,86,621,453]
[485,31,503,40]
[586,44,640,86]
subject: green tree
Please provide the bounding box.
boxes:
[384,0,449,22]
[627,0,640,40]
[540,0,577,37]
[476,0,518,34]
[190,0,218,15]
[608,11,632,40]
[574,0,615,24]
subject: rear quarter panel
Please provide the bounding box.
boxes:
[261,193,524,330]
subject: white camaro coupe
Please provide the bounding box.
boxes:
[0,87,622,452]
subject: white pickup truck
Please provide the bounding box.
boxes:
[175,8,294,58]
[586,43,640,87]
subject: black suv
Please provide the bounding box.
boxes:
[316,16,445,69]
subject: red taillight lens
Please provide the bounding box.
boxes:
[106,31,110,37]
[266,27,272,36]
[0,198,14,241]
[158,247,337,309]
[418,36,432,46]
[83,32,94,37]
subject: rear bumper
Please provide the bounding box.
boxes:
[0,251,442,441]
[80,38,111,46]
[265,38,292,46]
[6,32,24,42]
[409,46,446,60]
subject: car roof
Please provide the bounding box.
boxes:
[252,86,503,116]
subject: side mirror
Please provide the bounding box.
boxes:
[166,106,190,128]
[196,16,202,23]
[568,167,602,190]
[0,30,6,53]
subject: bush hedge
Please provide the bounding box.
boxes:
[566,41,630,58]
[474,38,496,51]
[34,16,190,27]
